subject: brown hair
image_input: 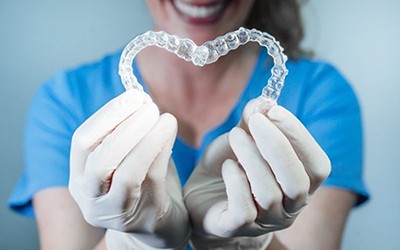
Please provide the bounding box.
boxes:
[245,0,306,59]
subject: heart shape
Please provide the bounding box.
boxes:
[119,27,288,102]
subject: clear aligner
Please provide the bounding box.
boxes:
[119,27,288,102]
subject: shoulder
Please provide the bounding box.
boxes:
[41,50,123,100]
[280,57,360,118]
[286,57,352,96]
[33,50,124,124]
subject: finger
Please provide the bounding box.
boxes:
[146,113,177,181]
[200,133,236,176]
[83,101,159,197]
[239,97,276,133]
[107,112,177,205]
[249,112,310,213]
[70,89,146,178]
[229,127,283,211]
[267,106,331,194]
[165,160,185,208]
[144,114,177,208]
[204,159,257,237]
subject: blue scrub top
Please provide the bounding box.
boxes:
[9,48,369,218]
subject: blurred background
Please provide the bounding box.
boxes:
[1,0,399,249]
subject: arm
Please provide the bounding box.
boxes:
[33,187,106,250]
[184,99,333,249]
[274,187,356,250]
[68,89,189,249]
[183,96,361,249]
[33,89,189,250]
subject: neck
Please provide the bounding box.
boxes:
[135,44,259,147]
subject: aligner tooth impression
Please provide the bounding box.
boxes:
[119,27,288,103]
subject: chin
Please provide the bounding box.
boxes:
[170,0,233,26]
[169,0,252,44]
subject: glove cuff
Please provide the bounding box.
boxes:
[105,229,191,250]
[190,232,273,250]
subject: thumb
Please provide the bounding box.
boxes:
[203,159,257,237]
[239,96,276,132]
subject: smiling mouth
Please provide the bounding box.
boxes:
[171,0,231,25]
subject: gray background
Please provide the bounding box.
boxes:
[1,0,399,249]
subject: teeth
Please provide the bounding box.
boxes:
[174,0,223,18]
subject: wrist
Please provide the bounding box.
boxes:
[190,232,273,250]
[105,229,191,250]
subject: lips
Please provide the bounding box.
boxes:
[171,0,231,25]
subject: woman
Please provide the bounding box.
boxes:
[9,0,368,249]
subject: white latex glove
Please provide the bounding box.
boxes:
[184,97,331,249]
[69,89,189,249]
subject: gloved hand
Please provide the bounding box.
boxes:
[69,89,190,249]
[183,97,331,249]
